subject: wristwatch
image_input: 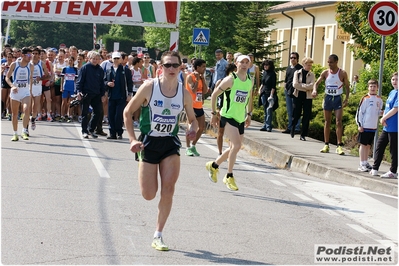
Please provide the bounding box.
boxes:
[247,112,252,116]
[211,111,217,115]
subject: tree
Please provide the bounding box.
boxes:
[108,25,143,41]
[7,20,110,50]
[234,2,283,65]
[336,2,398,64]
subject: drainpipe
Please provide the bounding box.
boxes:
[282,11,293,66]
[303,7,315,58]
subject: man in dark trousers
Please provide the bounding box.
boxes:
[282,52,302,134]
[104,52,133,139]
[76,51,106,139]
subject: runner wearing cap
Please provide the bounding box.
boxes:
[205,55,253,191]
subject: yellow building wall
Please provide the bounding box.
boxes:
[267,3,364,81]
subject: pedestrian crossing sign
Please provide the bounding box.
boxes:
[192,28,210,46]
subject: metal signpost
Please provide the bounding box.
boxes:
[367,1,398,157]
[192,28,210,59]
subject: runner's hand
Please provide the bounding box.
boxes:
[130,140,144,153]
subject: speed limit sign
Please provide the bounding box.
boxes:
[368,1,398,36]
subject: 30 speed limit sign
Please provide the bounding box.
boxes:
[368,1,398,36]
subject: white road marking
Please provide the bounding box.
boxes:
[320,209,341,216]
[347,223,373,235]
[292,193,314,201]
[269,180,287,187]
[75,125,110,178]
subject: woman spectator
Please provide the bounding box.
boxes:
[291,57,315,141]
[1,51,13,119]
[258,59,277,132]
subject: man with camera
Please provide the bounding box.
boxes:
[75,51,106,139]
[104,52,133,139]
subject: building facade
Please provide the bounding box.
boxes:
[266,1,364,81]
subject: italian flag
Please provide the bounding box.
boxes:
[138,1,178,24]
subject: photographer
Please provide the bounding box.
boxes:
[104,52,133,139]
[75,51,106,139]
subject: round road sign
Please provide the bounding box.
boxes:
[368,1,398,36]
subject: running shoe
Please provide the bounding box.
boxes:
[78,116,82,123]
[191,146,200,156]
[369,169,378,176]
[7,114,11,121]
[88,131,98,138]
[47,116,53,122]
[185,146,194,156]
[381,171,398,179]
[21,132,29,140]
[25,129,29,137]
[358,165,369,172]
[365,162,373,170]
[31,121,36,130]
[59,116,65,122]
[336,146,345,155]
[151,237,169,251]
[20,113,24,120]
[320,145,329,153]
[82,132,89,139]
[133,121,139,128]
[11,134,19,141]
[205,161,219,183]
[67,117,72,123]
[36,115,42,121]
[223,175,239,191]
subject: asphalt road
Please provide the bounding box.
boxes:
[1,120,397,264]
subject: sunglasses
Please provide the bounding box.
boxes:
[290,57,297,59]
[163,63,180,69]
[144,57,149,59]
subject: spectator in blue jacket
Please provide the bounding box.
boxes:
[76,51,106,139]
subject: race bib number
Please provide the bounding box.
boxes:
[196,92,202,102]
[32,79,42,86]
[153,114,176,133]
[64,74,75,81]
[16,80,28,88]
[326,85,338,94]
[234,90,248,103]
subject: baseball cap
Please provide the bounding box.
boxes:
[112,52,121,59]
[236,55,251,63]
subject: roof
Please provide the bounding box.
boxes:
[268,1,336,13]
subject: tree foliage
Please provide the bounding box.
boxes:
[108,25,143,42]
[143,2,281,66]
[336,2,398,64]
[6,20,110,50]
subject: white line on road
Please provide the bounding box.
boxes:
[292,193,314,201]
[75,124,110,178]
[269,180,287,187]
[347,223,373,235]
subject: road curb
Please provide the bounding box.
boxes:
[200,119,398,197]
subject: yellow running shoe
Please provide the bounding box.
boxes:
[320,144,329,153]
[21,132,29,140]
[205,161,219,183]
[336,146,345,155]
[11,134,19,141]
[223,175,239,191]
[151,237,169,251]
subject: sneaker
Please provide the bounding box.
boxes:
[25,129,29,137]
[31,121,36,130]
[336,146,345,155]
[107,135,117,140]
[185,146,194,156]
[7,114,11,121]
[88,131,98,138]
[21,132,29,140]
[320,145,329,153]
[365,162,373,170]
[151,237,169,251]
[381,171,398,179]
[95,131,108,136]
[59,116,65,122]
[36,115,42,121]
[82,132,89,139]
[191,146,200,156]
[47,116,53,122]
[11,134,19,141]
[205,161,219,183]
[223,175,239,191]
[370,169,378,176]
[66,117,72,123]
[117,135,123,140]
[103,117,109,124]
[133,121,139,128]
[78,116,82,123]
[358,165,369,172]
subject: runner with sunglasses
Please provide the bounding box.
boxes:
[123,51,198,251]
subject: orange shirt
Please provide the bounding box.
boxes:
[185,73,203,109]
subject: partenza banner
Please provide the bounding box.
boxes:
[1,1,180,28]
